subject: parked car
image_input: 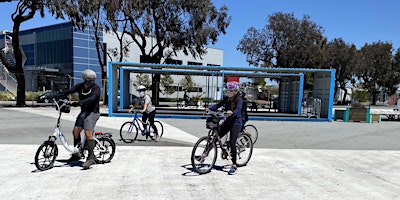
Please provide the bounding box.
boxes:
[36,91,60,103]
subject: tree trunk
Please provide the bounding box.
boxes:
[12,21,26,107]
[152,74,160,106]
[141,55,161,106]
[15,73,26,106]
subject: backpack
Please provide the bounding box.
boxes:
[242,99,249,122]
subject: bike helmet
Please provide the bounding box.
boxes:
[82,69,97,79]
[137,85,146,91]
[226,82,239,91]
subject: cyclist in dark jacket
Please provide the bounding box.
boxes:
[205,81,243,175]
[57,69,100,169]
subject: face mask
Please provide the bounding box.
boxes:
[226,91,235,98]
[85,80,95,88]
[139,91,145,97]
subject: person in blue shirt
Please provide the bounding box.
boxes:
[205,81,243,175]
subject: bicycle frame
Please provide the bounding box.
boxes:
[35,98,116,171]
[209,129,231,159]
[191,110,253,174]
[129,112,150,135]
[207,111,231,158]
[50,98,108,155]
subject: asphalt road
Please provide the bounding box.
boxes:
[1,105,400,200]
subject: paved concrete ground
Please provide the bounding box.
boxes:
[1,105,400,200]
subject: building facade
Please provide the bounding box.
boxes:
[0,22,223,95]
[1,22,102,92]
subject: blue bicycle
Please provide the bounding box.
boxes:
[119,112,164,143]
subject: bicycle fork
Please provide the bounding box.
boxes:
[236,136,251,159]
[198,138,215,163]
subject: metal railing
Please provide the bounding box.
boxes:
[302,97,321,118]
[0,61,17,96]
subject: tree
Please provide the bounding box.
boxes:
[133,73,151,90]
[180,75,194,92]
[0,0,92,106]
[323,38,356,104]
[236,27,273,67]
[106,0,230,105]
[355,41,395,105]
[0,1,39,106]
[237,12,326,68]
[160,74,175,95]
[63,0,133,105]
[1,1,52,106]
[392,48,400,94]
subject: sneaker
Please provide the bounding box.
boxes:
[155,134,160,142]
[67,154,81,163]
[82,159,96,169]
[228,166,237,175]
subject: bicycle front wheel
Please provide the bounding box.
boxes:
[235,133,253,167]
[152,120,164,139]
[34,142,58,171]
[244,124,258,144]
[120,121,138,143]
[94,137,116,164]
[191,136,217,174]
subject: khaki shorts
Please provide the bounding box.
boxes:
[74,112,100,130]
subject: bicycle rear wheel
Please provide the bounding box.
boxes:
[235,133,253,167]
[94,137,116,164]
[244,124,258,144]
[191,136,217,174]
[34,142,58,171]
[152,120,164,139]
[120,121,138,143]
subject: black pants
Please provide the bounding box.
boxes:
[219,122,242,165]
[142,110,158,134]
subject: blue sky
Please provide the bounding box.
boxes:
[1,0,400,68]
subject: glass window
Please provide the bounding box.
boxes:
[73,47,89,57]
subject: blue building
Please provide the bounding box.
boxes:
[1,22,102,92]
[1,21,224,94]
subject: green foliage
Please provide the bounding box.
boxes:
[0,91,15,101]
[102,0,231,64]
[160,74,175,95]
[352,90,369,103]
[180,75,195,92]
[323,38,357,103]
[25,92,37,101]
[355,41,396,104]
[133,74,151,90]
[237,12,325,68]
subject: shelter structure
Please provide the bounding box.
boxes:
[107,62,335,122]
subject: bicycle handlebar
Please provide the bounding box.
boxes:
[128,110,142,115]
[206,110,226,115]
[205,110,228,119]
